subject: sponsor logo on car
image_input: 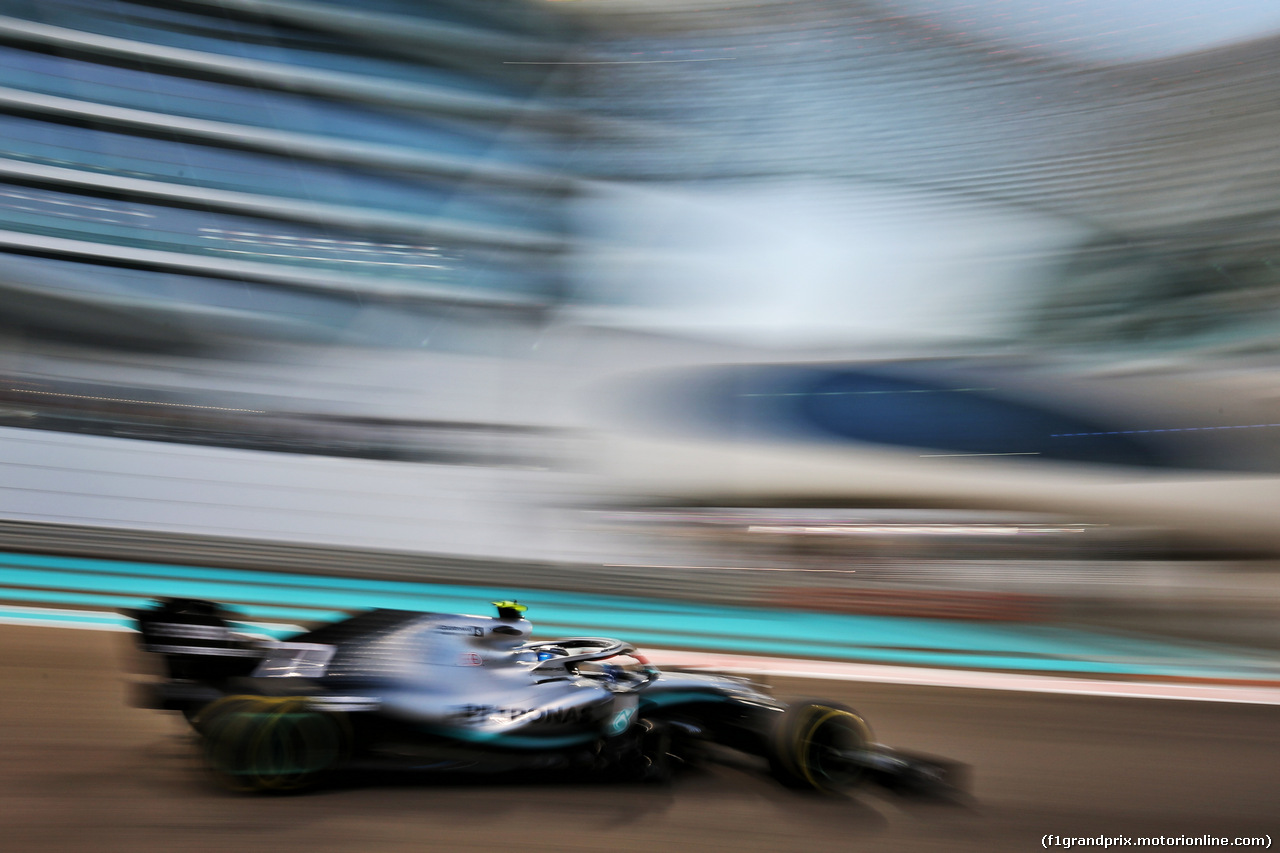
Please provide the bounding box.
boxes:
[450,704,596,726]
[606,706,637,736]
[438,625,483,636]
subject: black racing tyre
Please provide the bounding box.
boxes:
[768,701,872,794]
[195,695,349,793]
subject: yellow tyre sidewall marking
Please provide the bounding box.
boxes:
[795,707,870,792]
[198,696,348,792]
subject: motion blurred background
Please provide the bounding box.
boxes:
[3,0,1280,649]
[5,3,1280,850]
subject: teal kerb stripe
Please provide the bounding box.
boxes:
[0,556,1140,657]
[0,551,738,618]
[0,609,129,628]
[0,586,342,622]
[3,550,1280,680]
[0,606,299,639]
[2,549,1249,664]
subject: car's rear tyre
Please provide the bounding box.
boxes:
[195,695,348,793]
[768,701,872,794]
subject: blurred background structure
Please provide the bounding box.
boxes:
[2,0,1280,647]
[567,0,1280,356]
[0,0,577,348]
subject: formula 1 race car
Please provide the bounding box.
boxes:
[124,598,962,796]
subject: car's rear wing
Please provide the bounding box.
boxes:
[123,598,266,682]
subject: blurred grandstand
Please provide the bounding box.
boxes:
[0,0,577,350]
[1,0,1280,646]
[567,0,1280,359]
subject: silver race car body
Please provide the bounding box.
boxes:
[126,598,961,795]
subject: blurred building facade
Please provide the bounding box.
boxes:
[3,0,1280,575]
[3,0,1279,358]
[566,0,1280,358]
[0,0,577,350]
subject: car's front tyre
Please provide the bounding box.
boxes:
[768,701,872,794]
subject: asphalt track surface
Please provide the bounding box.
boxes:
[4,624,1277,853]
